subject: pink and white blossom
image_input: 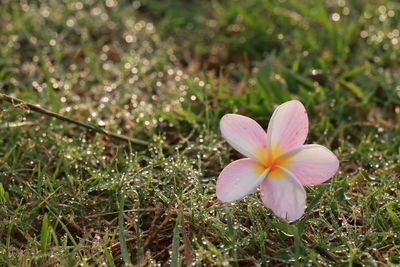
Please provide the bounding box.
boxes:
[216,100,339,221]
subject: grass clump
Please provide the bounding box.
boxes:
[0,0,399,266]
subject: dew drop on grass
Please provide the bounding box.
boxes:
[282,231,294,237]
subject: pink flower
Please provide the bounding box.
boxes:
[216,100,339,221]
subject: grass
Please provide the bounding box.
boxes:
[0,0,399,265]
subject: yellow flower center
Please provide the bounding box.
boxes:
[255,144,292,177]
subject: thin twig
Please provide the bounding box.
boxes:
[0,93,148,145]
[85,207,174,218]
[141,203,164,253]
[303,235,337,263]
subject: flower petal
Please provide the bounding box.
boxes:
[266,100,309,151]
[260,167,306,221]
[216,158,268,202]
[276,144,339,186]
[220,114,268,161]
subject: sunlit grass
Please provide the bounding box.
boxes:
[0,0,399,265]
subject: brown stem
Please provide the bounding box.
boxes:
[85,208,173,218]
[302,235,337,263]
[0,93,148,145]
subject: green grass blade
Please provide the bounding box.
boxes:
[118,194,132,266]
[40,213,49,253]
[171,216,181,267]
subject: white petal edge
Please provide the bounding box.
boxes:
[276,144,339,186]
[220,114,268,161]
[266,100,309,151]
[216,158,269,203]
[260,166,306,221]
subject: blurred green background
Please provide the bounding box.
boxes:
[0,0,399,266]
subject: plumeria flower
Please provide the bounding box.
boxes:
[216,100,339,221]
